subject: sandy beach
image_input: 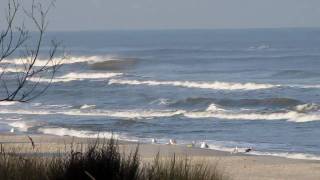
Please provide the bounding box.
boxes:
[0,134,319,180]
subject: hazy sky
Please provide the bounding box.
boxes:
[2,0,320,31]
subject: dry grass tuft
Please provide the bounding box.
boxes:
[0,138,229,180]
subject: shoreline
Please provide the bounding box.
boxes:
[0,134,320,179]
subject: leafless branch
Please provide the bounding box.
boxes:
[0,0,63,102]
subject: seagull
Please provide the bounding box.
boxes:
[231,146,239,154]
[200,142,209,149]
[151,138,157,144]
[10,128,14,133]
[169,139,177,145]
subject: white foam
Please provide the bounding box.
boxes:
[109,79,279,90]
[38,127,117,139]
[0,107,185,119]
[61,109,186,119]
[60,72,122,80]
[206,103,226,112]
[3,55,114,66]
[0,67,25,73]
[294,103,319,113]
[249,151,320,161]
[0,101,18,106]
[80,104,96,109]
[184,110,320,123]
[205,142,320,161]
[0,103,319,122]
[0,109,53,115]
[29,72,122,83]
[8,122,31,132]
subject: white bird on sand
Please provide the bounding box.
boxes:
[200,142,209,149]
[231,146,239,154]
[169,139,177,145]
[151,138,157,144]
[10,128,14,133]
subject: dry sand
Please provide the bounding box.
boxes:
[0,134,320,180]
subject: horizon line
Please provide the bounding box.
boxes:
[43,26,320,33]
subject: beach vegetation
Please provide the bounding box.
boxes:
[0,138,228,180]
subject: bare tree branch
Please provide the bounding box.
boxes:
[0,0,64,102]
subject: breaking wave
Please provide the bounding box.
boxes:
[2,55,114,66]
[109,79,279,90]
[38,127,118,139]
[0,109,53,115]
[294,103,320,113]
[206,104,226,112]
[1,102,320,122]
[61,109,186,119]
[185,104,320,122]
[29,72,122,83]
[8,122,31,132]
[80,104,96,109]
[0,107,185,119]
[0,101,19,106]
[0,67,25,73]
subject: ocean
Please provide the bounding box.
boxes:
[1,28,320,160]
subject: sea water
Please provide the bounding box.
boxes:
[1,28,320,160]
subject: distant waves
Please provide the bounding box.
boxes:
[29,72,122,83]
[108,79,279,90]
[1,102,320,123]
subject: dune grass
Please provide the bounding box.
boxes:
[0,138,228,180]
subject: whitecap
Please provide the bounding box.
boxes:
[2,55,115,66]
[0,101,18,106]
[80,104,96,109]
[108,79,279,91]
[0,109,53,115]
[184,110,320,123]
[29,72,122,83]
[206,103,226,112]
[294,103,319,113]
[0,67,25,73]
[61,109,186,119]
[9,122,31,132]
[38,127,117,139]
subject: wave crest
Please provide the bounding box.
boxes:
[29,72,122,83]
[294,103,320,113]
[109,79,279,90]
[38,127,117,139]
[9,122,31,132]
[184,110,320,123]
[2,55,114,66]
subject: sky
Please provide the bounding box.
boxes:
[1,0,320,31]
